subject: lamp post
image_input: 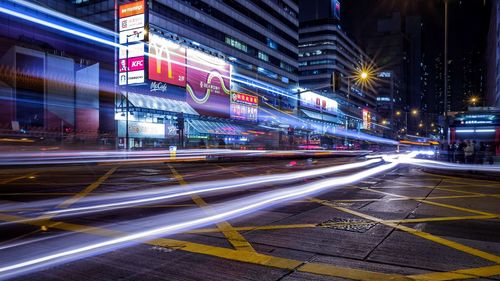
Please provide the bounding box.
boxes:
[444,0,449,143]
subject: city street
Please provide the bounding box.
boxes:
[0,156,498,280]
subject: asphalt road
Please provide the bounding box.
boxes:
[0,157,499,281]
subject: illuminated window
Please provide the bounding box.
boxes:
[258,51,269,62]
[225,36,248,52]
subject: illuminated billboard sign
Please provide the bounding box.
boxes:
[119,0,145,18]
[118,0,146,85]
[119,14,145,32]
[148,34,186,87]
[119,43,144,59]
[186,49,231,118]
[119,28,144,44]
[300,91,338,114]
[230,92,258,122]
[362,109,371,130]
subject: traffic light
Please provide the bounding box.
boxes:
[176,113,184,130]
[332,72,341,92]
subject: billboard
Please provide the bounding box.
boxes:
[118,0,146,85]
[119,14,145,31]
[148,34,186,87]
[119,0,145,18]
[300,91,338,114]
[119,43,144,59]
[362,109,371,130]
[186,49,231,118]
[230,92,258,122]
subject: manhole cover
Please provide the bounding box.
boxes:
[317,218,378,233]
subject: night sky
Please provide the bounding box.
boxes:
[340,0,491,112]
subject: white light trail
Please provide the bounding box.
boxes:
[0,161,397,279]
[1,158,380,220]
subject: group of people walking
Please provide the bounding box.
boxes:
[447,140,494,164]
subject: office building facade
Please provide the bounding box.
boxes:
[298,0,378,135]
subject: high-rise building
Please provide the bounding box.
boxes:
[487,0,500,107]
[0,0,303,149]
[365,12,422,134]
[298,0,378,133]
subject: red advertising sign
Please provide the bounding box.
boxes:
[128,57,144,71]
[186,49,231,118]
[231,92,258,105]
[230,92,258,122]
[148,34,186,87]
[118,59,127,72]
[119,0,145,18]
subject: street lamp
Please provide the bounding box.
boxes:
[470,96,478,107]
[360,71,368,80]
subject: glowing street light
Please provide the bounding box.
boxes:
[470,96,479,106]
[360,71,368,80]
[411,109,418,116]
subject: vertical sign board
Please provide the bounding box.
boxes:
[186,49,231,118]
[362,109,371,130]
[230,92,258,122]
[118,0,146,85]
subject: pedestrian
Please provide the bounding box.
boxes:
[472,140,479,163]
[464,140,474,164]
[457,140,466,163]
[478,142,486,164]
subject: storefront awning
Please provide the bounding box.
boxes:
[126,92,198,115]
[300,109,343,125]
[188,119,244,136]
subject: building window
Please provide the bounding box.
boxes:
[258,51,269,62]
[266,38,278,50]
[225,36,248,52]
[280,61,294,72]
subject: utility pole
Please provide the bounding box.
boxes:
[444,0,449,143]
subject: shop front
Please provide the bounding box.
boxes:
[450,108,500,156]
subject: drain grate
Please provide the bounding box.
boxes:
[317,218,378,233]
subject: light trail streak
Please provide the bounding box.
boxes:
[398,158,500,173]
[0,3,400,146]
[0,158,381,222]
[0,161,397,279]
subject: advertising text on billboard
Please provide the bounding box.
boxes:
[119,14,145,31]
[230,92,258,122]
[119,0,145,18]
[119,43,144,59]
[186,49,231,118]
[127,70,144,84]
[119,28,144,44]
[300,91,338,114]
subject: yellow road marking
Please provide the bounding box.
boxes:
[334,194,486,203]
[0,213,411,281]
[56,167,119,209]
[168,164,255,252]
[185,215,496,234]
[311,198,500,264]
[0,172,37,185]
[409,265,500,280]
[98,157,205,166]
[186,224,317,234]
[355,187,499,217]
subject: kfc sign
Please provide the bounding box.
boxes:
[119,1,145,18]
[128,57,144,71]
